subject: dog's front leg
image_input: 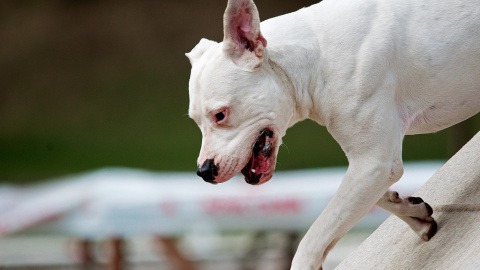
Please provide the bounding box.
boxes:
[291,159,401,269]
[291,100,405,269]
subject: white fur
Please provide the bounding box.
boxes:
[187,0,480,268]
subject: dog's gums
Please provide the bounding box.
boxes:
[241,128,274,185]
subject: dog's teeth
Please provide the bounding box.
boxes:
[262,142,272,157]
[251,169,256,173]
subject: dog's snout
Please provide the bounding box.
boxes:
[196,159,218,184]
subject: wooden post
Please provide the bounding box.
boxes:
[154,236,196,270]
[70,238,95,270]
[284,232,298,270]
[107,237,125,270]
[79,238,94,270]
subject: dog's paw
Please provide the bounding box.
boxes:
[410,217,437,241]
[382,191,437,241]
[402,197,437,240]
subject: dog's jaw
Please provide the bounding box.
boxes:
[202,127,279,185]
[241,128,277,185]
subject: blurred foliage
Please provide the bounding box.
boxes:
[0,1,478,183]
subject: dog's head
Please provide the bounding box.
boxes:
[186,0,294,185]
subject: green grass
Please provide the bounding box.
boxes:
[2,111,477,184]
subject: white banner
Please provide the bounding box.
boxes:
[0,162,443,238]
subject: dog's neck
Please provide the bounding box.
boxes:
[262,11,326,127]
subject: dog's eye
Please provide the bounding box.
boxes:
[212,108,228,124]
[215,111,226,122]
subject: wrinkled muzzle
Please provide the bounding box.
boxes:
[196,127,277,185]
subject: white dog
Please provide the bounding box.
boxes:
[186,0,480,268]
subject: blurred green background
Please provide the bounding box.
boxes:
[0,0,478,183]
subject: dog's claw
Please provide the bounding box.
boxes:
[426,219,438,240]
[425,202,433,216]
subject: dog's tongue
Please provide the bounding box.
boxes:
[242,129,273,184]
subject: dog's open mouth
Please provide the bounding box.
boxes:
[241,128,274,185]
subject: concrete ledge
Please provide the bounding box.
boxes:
[336,131,480,270]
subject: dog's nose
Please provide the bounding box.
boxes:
[197,159,218,183]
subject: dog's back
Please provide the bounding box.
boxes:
[261,0,480,134]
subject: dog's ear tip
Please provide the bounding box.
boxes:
[185,52,194,65]
[222,0,266,65]
[187,39,218,64]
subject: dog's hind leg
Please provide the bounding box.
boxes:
[376,190,437,240]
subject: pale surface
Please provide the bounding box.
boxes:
[337,131,480,270]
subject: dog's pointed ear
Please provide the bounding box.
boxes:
[186,38,218,65]
[223,0,267,67]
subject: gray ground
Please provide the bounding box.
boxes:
[0,230,372,270]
